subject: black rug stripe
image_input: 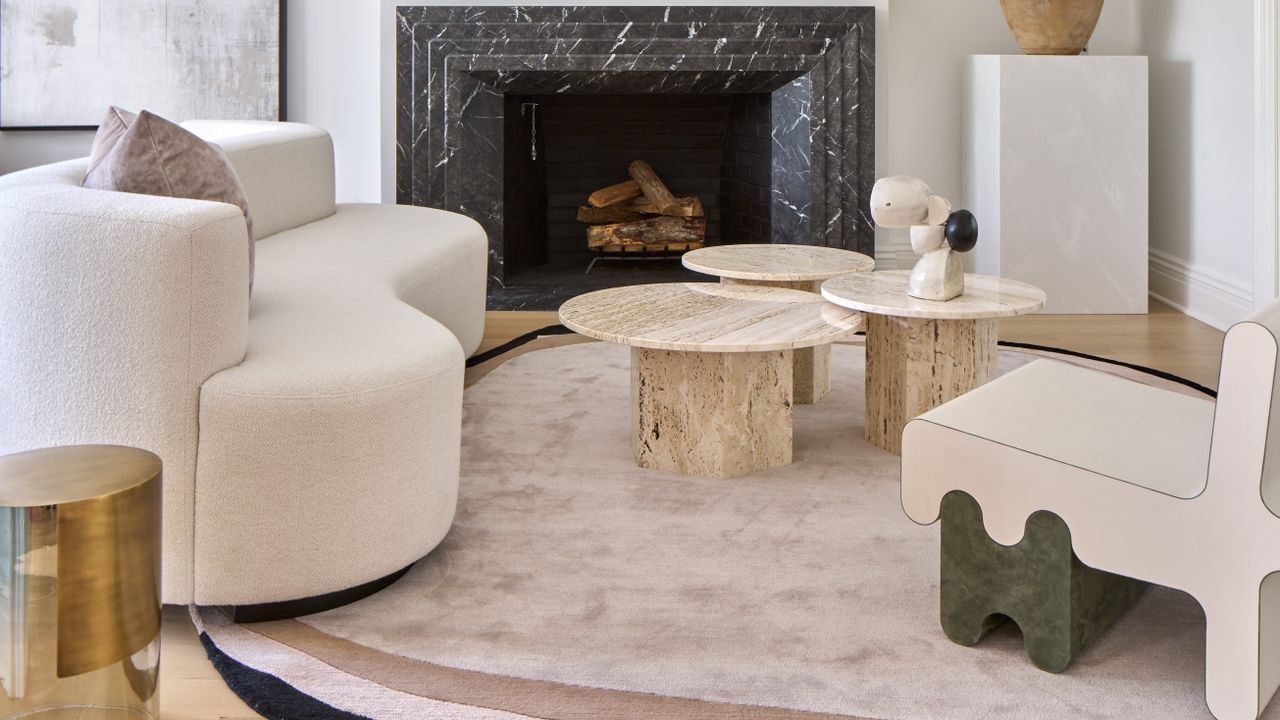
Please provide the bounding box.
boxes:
[466,325,575,367]
[207,325,1216,716]
[996,340,1217,398]
[199,632,373,720]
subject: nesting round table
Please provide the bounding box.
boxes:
[682,244,875,403]
[822,271,1047,454]
[559,282,862,478]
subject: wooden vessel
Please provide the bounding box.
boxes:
[999,0,1105,56]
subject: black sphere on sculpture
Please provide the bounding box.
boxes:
[945,210,979,253]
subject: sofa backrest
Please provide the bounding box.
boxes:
[181,120,337,239]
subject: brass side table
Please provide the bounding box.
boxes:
[0,446,162,720]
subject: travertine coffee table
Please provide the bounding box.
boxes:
[821,270,1046,454]
[559,283,862,478]
[683,244,875,404]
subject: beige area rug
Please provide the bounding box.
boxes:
[195,336,1251,720]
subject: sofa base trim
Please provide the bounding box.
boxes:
[228,563,415,623]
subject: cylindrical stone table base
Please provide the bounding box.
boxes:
[0,446,163,720]
[864,314,998,454]
[722,277,831,405]
[632,347,794,478]
[791,345,832,407]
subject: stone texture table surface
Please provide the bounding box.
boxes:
[682,244,874,406]
[822,270,1047,320]
[682,244,876,282]
[559,283,863,353]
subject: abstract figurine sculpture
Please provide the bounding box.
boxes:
[870,176,979,302]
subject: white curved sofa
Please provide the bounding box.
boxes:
[0,121,487,608]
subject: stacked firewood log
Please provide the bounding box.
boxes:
[578,161,707,251]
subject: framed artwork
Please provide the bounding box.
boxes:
[0,0,285,130]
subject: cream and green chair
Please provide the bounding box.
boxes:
[902,301,1280,720]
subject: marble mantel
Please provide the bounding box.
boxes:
[395,6,876,289]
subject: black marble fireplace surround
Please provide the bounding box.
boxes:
[396,6,875,309]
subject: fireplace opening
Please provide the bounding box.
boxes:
[501,93,772,289]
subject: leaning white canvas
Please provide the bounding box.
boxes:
[0,0,281,127]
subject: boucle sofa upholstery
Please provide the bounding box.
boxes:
[0,121,486,606]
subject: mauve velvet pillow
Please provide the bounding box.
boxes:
[82,107,256,288]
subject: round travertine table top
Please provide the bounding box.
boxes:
[821,270,1046,320]
[559,283,863,353]
[682,244,876,282]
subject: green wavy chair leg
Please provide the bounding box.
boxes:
[938,491,1147,673]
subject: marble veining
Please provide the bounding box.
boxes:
[559,283,863,353]
[822,270,1047,320]
[395,6,876,297]
[683,243,875,282]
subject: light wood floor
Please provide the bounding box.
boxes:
[482,300,1226,389]
[160,301,1225,719]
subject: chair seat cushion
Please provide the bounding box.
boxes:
[916,360,1215,499]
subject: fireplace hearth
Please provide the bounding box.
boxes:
[396,6,875,310]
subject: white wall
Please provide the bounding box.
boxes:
[1137,0,1258,328]
[285,0,381,203]
[880,0,1135,264]
[0,129,92,175]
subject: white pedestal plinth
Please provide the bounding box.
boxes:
[965,55,1149,314]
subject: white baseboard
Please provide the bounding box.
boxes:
[873,239,912,271]
[876,245,1251,330]
[872,247,895,269]
[1149,249,1254,331]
